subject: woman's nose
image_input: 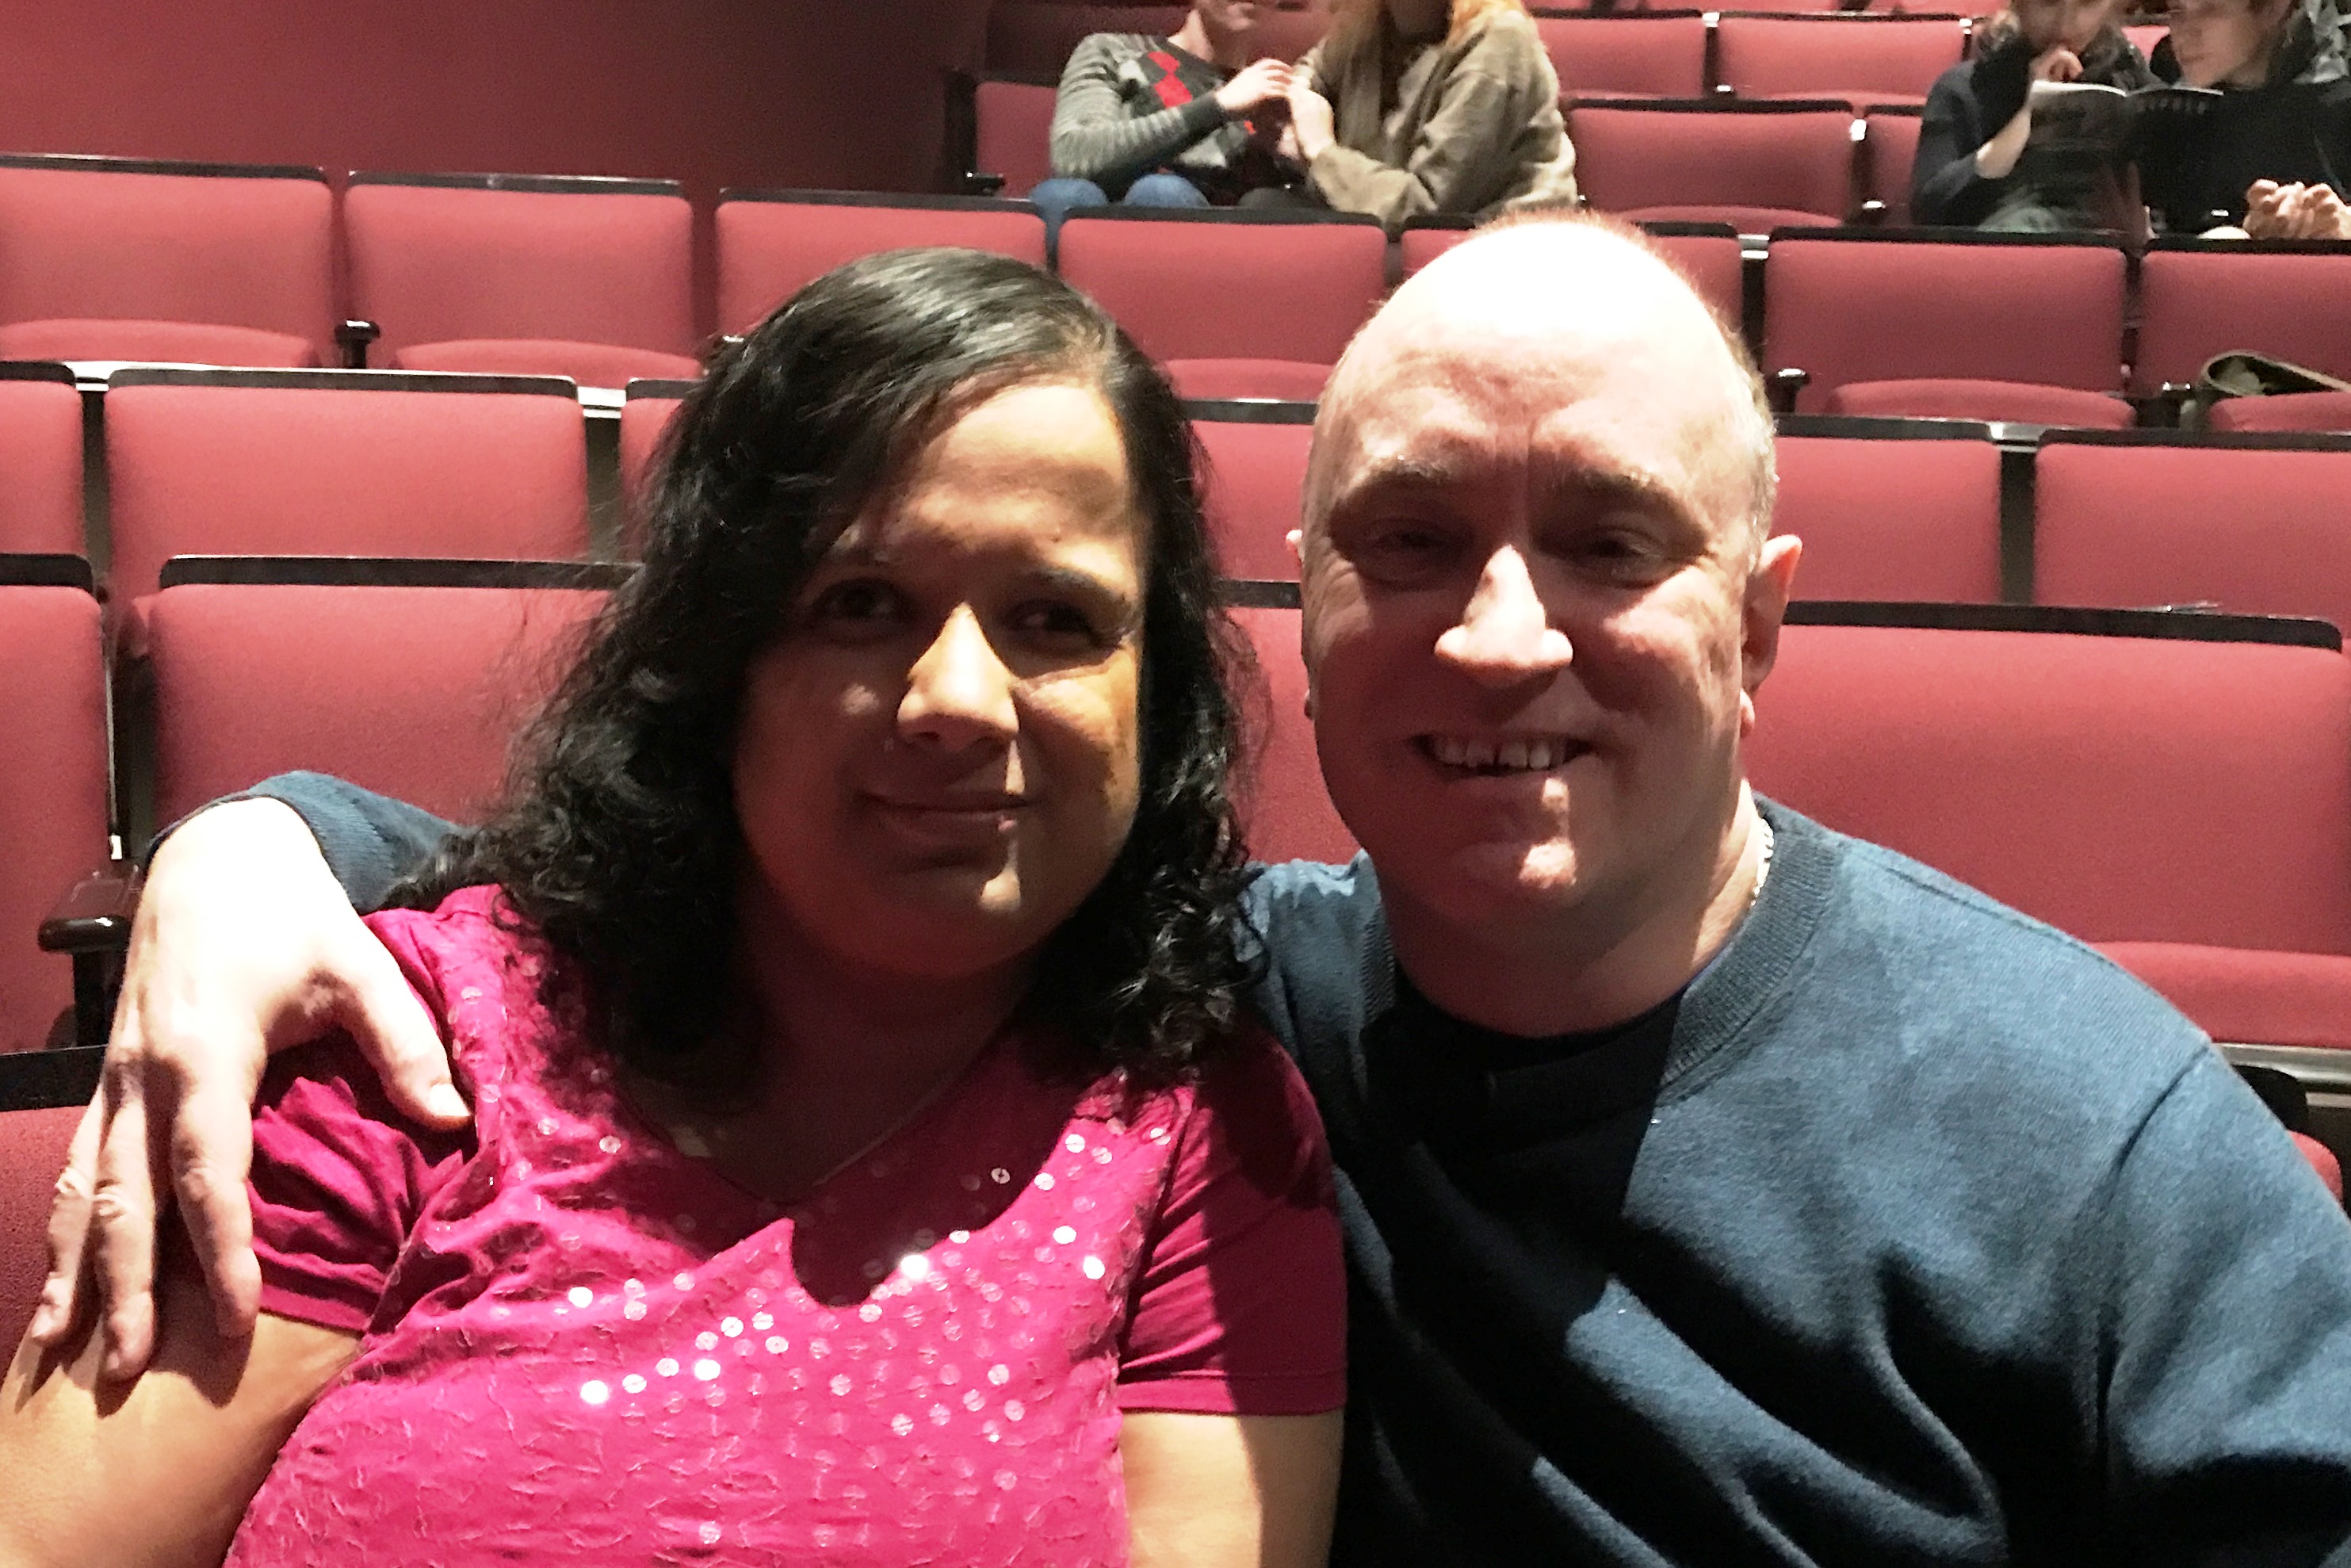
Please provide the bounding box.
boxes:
[900,606,1019,748]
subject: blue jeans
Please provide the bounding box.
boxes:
[1030,173,1209,260]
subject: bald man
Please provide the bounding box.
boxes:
[35,217,2351,1563]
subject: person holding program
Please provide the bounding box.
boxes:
[0,248,1346,1567]
[1279,0,1577,231]
[2145,0,2351,233]
[1913,0,2159,229]
[32,216,2351,1565]
[1031,0,1300,243]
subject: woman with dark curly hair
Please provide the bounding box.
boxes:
[0,248,1346,1567]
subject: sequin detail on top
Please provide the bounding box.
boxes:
[226,889,1198,1568]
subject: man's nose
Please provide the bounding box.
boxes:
[1434,546,1573,685]
[900,606,1019,748]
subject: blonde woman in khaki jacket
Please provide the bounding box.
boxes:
[1281,0,1578,231]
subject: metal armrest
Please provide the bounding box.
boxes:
[38,858,140,1050]
[961,171,1008,197]
[335,319,381,370]
[1767,367,1811,415]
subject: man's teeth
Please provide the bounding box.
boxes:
[1430,736,1573,771]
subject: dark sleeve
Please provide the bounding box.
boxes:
[1913,64,2003,227]
[2095,1048,2351,1564]
[236,771,459,913]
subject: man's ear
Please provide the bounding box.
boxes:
[1738,534,1802,735]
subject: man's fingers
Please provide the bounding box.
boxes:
[170,1082,262,1340]
[90,1075,159,1380]
[334,935,465,1127]
[26,1096,105,1344]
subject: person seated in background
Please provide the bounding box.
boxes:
[0,248,1346,1567]
[1031,0,1302,244]
[2143,0,2351,233]
[38,214,2351,1566]
[1913,0,2158,230]
[1279,0,1577,232]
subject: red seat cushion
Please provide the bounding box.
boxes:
[1059,214,1387,367]
[1822,377,2135,426]
[2133,246,2351,396]
[1570,104,1857,231]
[1231,604,1358,865]
[0,375,86,556]
[0,318,319,368]
[0,1107,82,1346]
[1196,417,1313,579]
[390,338,701,387]
[2205,390,2351,433]
[715,197,1049,336]
[1165,358,1332,402]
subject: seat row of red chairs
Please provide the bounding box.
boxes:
[7,559,2346,1195]
[8,367,2349,615]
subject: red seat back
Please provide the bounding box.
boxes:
[1057,211,1387,366]
[146,573,613,830]
[1532,13,1710,100]
[2033,436,2351,636]
[104,371,590,604]
[973,79,1059,198]
[0,368,83,557]
[1231,602,1358,864]
[1713,15,1967,105]
[984,4,1190,76]
[1772,426,2003,601]
[2133,242,2351,397]
[1248,6,1332,60]
[1569,101,1857,230]
[0,574,109,1054]
[618,380,695,558]
[1861,106,1924,222]
[715,193,1049,336]
[1764,232,2125,411]
[1195,406,1314,580]
[345,174,697,378]
[0,1104,83,1347]
[0,155,333,365]
[1747,617,2351,951]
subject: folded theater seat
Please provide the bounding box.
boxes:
[1820,377,2135,427]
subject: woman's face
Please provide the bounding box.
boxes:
[2168,0,2288,86]
[732,380,1149,985]
[2014,0,2125,55]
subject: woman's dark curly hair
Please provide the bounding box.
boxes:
[391,247,1260,1099]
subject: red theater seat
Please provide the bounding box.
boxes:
[1194,403,1314,579]
[1057,210,1386,371]
[985,4,1189,77]
[618,378,696,557]
[1747,609,2351,954]
[1166,359,1332,402]
[344,174,699,388]
[0,365,83,557]
[0,1101,83,1346]
[0,155,333,368]
[715,193,1049,336]
[1764,231,2126,413]
[2205,391,2351,433]
[1231,599,1357,865]
[0,564,109,1054]
[1861,106,1925,223]
[1772,420,2003,601]
[2100,944,2351,1053]
[1248,6,1331,60]
[104,369,591,606]
[1713,14,1968,106]
[2132,239,2351,397]
[1531,13,1710,101]
[144,562,619,830]
[1821,377,2133,426]
[971,78,1058,198]
[1569,101,1858,231]
[2032,433,2351,635]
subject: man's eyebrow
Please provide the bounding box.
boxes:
[1326,453,1478,508]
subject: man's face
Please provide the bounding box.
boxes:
[1299,238,1793,943]
[1196,0,1262,34]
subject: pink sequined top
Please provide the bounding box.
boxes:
[225,886,1344,1566]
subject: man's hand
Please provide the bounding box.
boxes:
[1214,57,1294,117]
[25,798,463,1381]
[2028,44,2085,82]
[1286,82,1336,164]
[2244,178,2351,240]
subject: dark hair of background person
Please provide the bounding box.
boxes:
[388,247,1262,1103]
